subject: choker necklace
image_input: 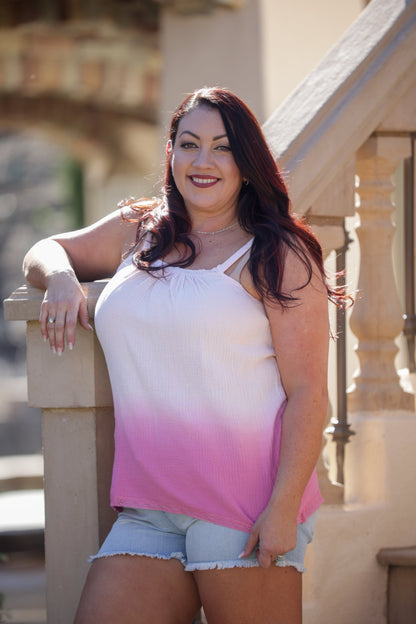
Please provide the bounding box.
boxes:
[193,222,238,235]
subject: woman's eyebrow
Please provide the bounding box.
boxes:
[178,130,228,141]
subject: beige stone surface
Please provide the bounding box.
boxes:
[4,284,116,621]
[304,410,416,623]
[260,0,363,118]
[3,282,106,322]
[42,407,115,624]
[161,0,264,124]
[161,0,362,127]
[349,135,413,411]
[26,321,112,409]
[378,78,416,132]
[310,158,356,218]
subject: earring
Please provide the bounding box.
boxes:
[243,178,249,186]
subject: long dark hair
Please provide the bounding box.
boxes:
[129,87,346,307]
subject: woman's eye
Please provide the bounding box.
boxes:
[215,145,232,152]
[180,142,197,149]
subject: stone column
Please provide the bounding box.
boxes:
[160,1,264,128]
[348,135,414,412]
[3,283,116,624]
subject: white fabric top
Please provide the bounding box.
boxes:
[95,238,323,532]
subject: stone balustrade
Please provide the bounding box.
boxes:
[349,135,414,412]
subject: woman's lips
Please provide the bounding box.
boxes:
[189,175,220,188]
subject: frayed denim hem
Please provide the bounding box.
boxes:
[88,551,186,566]
[185,559,306,573]
[185,559,259,572]
[88,552,305,573]
[276,559,306,574]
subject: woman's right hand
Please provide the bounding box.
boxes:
[39,270,92,355]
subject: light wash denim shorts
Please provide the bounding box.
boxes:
[91,508,317,573]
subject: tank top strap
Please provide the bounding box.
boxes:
[140,232,152,251]
[217,238,254,273]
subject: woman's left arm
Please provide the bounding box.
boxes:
[240,247,330,568]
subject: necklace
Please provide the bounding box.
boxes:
[193,221,238,235]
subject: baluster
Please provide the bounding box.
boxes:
[349,135,413,412]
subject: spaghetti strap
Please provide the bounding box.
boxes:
[217,239,253,272]
[139,232,152,251]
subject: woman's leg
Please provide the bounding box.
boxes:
[74,555,202,624]
[194,566,302,624]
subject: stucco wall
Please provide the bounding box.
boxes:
[161,0,363,126]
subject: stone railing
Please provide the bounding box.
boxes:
[263,0,416,506]
[3,282,115,624]
[261,0,416,621]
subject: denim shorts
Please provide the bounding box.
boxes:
[91,508,317,573]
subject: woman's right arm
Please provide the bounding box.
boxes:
[23,208,139,354]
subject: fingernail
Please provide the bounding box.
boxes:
[87,323,94,331]
[238,551,245,559]
[51,346,56,355]
[68,342,73,351]
[56,348,62,357]
[43,335,47,343]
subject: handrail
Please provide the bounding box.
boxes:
[3,282,105,322]
[262,0,416,213]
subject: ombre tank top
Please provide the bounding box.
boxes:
[95,238,323,532]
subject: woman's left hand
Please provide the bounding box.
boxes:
[239,503,298,569]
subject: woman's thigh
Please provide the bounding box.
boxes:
[74,555,201,624]
[194,565,302,624]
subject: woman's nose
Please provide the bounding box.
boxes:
[193,147,213,168]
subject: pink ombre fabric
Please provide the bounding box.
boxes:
[95,239,323,533]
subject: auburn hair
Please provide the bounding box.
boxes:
[128,87,347,307]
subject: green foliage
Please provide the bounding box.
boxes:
[59,157,85,229]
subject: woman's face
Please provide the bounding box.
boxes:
[170,105,243,221]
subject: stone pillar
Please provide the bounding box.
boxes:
[3,283,115,624]
[348,135,414,412]
[160,1,264,127]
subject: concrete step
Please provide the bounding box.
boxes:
[0,454,43,493]
[378,546,416,624]
[378,545,416,567]
[0,489,45,553]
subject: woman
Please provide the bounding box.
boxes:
[24,87,341,624]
